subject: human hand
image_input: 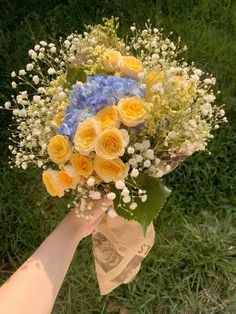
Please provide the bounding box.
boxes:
[66,197,113,242]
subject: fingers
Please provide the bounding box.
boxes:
[88,197,113,224]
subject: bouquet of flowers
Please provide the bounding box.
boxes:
[3,18,226,294]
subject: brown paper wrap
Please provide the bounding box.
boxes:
[92,214,155,295]
[90,145,201,294]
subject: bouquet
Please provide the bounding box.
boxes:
[3,18,226,294]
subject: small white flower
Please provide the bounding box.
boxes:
[89,191,101,200]
[115,180,126,190]
[29,50,37,60]
[219,109,225,117]
[57,91,67,101]
[130,26,136,32]
[130,202,137,210]
[203,78,212,84]
[38,87,45,93]
[123,196,131,203]
[151,40,157,48]
[21,162,28,170]
[34,44,40,51]
[47,68,56,75]
[143,160,151,168]
[152,53,159,61]
[107,192,116,200]
[142,139,150,149]
[194,69,202,76]
[134,142,142,150]
[145,149,155,160]
[19,69,26,76]
[127,146,135,154]
[211,78,216,85]
[11,71,16,77]
[37,160,43,168]
[13,109,19,116]
[121,188,130,196]
[87,177,95,187]
[130,168,139,178]
[190,74,199,81]
[133,43,140,50]
[64,40,71,48]
[141,194,147,202]
[50,47,57,53]
[4,101,11,109]
[33,95,41,103]
[11,82,17,88]
[142,29,148,36]
[108,208,117,218]
[204,94,216,103]
[32,75,39,84]
[166,165,171,171]
[156,170,164,177]
[40,41,47,46]
[26,63,34,71]
[155,158,161,165]
[135,155,143,163]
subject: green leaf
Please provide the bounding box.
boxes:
[66,67,87,85]
[113,173,171,236]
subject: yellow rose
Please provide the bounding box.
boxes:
[102,49,122,72]
[74,119,100,155]
[70,153,94,178]
[48,135,72,165]
[144,71,165,100]
[95,128,129,160]
[95,105,121,129]
[119,56,142,78]
[94,156,129,183]
[117,96,147,127]
[57,165,80,189]
[52,111,65,127]
[42,169,64,197]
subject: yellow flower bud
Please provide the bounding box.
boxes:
[57,165,80,189]
[117,96,147,127]
[119,56,142,78]
[144,71,165,100]
[94,156,129,183]
[42,169,64,197]
[95,128,129,160]
[47,135,72,165]
[70,153,94,178]
[95,105,121,129]
[52,111,65,127]
[74,119,100,155]
[102,49,122,72]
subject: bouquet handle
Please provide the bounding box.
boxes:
[92,214,155,295]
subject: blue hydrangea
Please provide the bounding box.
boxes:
[57,74,144,138]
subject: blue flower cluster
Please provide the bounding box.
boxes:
[57,74,144,138]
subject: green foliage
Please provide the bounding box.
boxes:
[66,67,87,85]
[114,174,171,235]
[0,0,236,313]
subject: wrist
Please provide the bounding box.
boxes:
[61,211,84,244]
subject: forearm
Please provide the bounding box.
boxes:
[0,211,83,314]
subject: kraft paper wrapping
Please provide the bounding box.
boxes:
[91,146,201,295]
[92,214,155,295]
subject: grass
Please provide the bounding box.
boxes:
[0,0,236,313]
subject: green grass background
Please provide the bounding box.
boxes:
[0,0,236,313]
